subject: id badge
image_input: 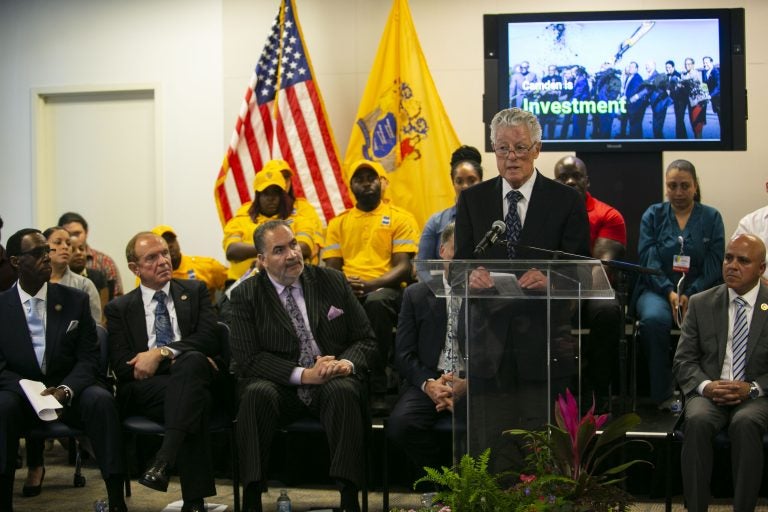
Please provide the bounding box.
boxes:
[673,254,691,273]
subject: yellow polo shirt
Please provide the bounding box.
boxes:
[322,202,419,282]
[223,200,321,280]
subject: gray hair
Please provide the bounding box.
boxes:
[489,108,542,146]
[440,222,455,247]
[253,219,291,255]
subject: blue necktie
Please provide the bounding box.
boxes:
[283,285,319,405]
[154,290,174,347]
[505,190,523,258]
[26,297,46,372]
[732,296,749,381]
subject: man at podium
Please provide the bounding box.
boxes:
[453,107,591,473]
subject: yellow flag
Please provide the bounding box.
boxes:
[343,0,458,228]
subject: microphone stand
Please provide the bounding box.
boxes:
[502,239,661,413]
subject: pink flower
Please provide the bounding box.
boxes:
[554,388,610,479]
[520,473,537,483]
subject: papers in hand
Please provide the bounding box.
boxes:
[19,379,62,421]
[489,272,524,296]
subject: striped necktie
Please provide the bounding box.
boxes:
[732,296,749,381]
[26,297,46,372]
[505,190,523,258]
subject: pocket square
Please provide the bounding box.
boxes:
[327,306,344,320]
[66,320,79,333]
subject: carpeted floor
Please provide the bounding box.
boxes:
[8,441,768,512]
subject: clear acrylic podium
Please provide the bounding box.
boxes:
[414,258,614,472]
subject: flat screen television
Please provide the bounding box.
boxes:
[483,9,747,152]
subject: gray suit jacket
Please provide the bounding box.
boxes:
[229,265,376,384]
[673,282,768,395]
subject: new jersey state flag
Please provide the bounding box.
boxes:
[343,0,458,228]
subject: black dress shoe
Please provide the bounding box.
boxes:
[138,459,170,492]
[21,467,45,497]
[108,502,128,512]
[180,499,205,512]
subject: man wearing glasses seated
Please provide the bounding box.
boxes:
[0,229,127,512]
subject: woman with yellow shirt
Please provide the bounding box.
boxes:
[223,160,321,281]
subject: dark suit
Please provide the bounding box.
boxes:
[454,172,590,471]
[0,284,123,481]
[703,67,721,124]
[105,278,220,500]
[625,73,646,138]
[455,172,590,260]
[672,283,768,512]
[387,280,451,469]
[229,265,376,489]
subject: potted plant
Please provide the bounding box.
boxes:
[393,389,651,512]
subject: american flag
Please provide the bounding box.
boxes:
[214,0,352,226]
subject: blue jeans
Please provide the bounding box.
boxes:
[636,290,675,403]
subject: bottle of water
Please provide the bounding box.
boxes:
[276,489,292,512]
[421,492,438,507]
[670,390,683,415]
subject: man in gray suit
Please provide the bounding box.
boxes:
[230,220,376,512]
[673,234,768,512]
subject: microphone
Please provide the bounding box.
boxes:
[473,220,506,256]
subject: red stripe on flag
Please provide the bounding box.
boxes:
[242,108,261,175]
[282,87,335,221]
[304,81,353,209]
[227,149,251,205]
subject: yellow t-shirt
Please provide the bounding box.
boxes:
[174,254,228,297]
[322,202,419,282]
[223,201,321,280]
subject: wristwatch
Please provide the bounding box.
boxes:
[159,347,173,360]
[749,382,760,400]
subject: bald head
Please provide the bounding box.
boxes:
[723,234,767,295]
[554,156,589,199]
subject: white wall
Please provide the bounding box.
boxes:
[2,0,766,266]
[0,0,223,259]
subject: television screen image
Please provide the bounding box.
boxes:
[484,9,746,152]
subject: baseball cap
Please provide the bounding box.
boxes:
[151,225,177,238]
[253,169,287,193]
[348,159,387,186]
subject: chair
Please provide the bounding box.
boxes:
[277,414,371,512]
[381,414,455,512]
[663,404,768,512]
[120,322,240,512]
[24,323,111,488]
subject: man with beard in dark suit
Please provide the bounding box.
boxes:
[0,229,126,512]
[454,107,590,472]
[106,232,222,512]
[230,220,376,512]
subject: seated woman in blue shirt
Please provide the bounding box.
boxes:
[417,146,483,260]
[635,159,724,407]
